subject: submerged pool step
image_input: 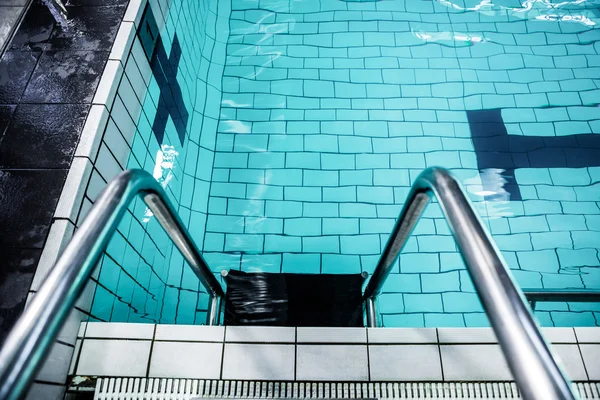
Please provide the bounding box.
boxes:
[224,270,365,327]
[90,378,600,399]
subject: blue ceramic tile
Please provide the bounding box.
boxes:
[84,0,600,328]
[303,236,340,253]
[400,253,438,273]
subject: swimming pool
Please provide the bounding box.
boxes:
[87,0,600,327]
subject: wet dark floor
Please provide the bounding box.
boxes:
[0,0,127,343]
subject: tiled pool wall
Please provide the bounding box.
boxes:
[40,0,231,327]
[53,0,600,328]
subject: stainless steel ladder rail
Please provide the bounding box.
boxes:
[0,169,225,400]
[363,167,578,400]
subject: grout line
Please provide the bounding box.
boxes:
[366,338,371,382]
[577,342,591,381]
[436,328,445,382]
[144,324,157,378]
[219,326,227,380]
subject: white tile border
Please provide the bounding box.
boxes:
[30,220,75,292]
[369,344,442,381]
[156,325,225,342]
[70,324,600,382]
[222,343,295,380]
[75,105,110,161]
[297,327,366,343]
[85,322,155,340]
[76,339,152,377]
[149,341,223,379]
[542,327,577,343]
[367,327,437,343]
[35,342,75,384]
[110,21,136,63]
[124,0,148,27]
[53,157,94,221]
[576,327,600,343]
[437,327,498,343]
[225,326,295,343]
[92,60,124,109]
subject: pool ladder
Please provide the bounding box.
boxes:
[0,167,595,400]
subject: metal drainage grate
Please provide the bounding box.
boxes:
[92,379,600,399]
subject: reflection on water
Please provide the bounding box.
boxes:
[411,0,598,44]
[430,0,597,33]
[143,144,179,223]
[413,31,485,45]
[477,169,513,202]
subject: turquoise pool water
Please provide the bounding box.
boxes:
[90,0,600,327]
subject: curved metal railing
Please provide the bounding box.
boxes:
[0,169,225,400]
[363,167,578,400]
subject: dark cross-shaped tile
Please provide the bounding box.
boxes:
[150,34,188,146]
[137,3,188,146]
[468,108,600,201]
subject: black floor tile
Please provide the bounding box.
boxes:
[66,0,128,5]
[0,104,89,168]
[0,104,15,137]
[0,51,41,104]
[0,0,28,5]
[48,5,126,51]
[21,50,108,103]
[8,5,56,51]
[0,169,67,248]
[0,248,40,345]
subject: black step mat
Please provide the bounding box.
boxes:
[224,270,364,327]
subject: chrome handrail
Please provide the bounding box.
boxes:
[363,167,577,400]
[0,169,225,400]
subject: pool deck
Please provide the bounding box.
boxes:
[64,323,600,383]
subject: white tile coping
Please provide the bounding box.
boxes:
[437,327,579,344]
[149,342,223,379]
[156,325,224,342]
[297,327,366,343]
[71,324,600,382]
[225,326,294,343]
[53,157,94,221]
[110,21,136,64]
[440,344,512,381]
[92,60,123,109]
[30,220,75,292]
[75,105,109,161]
[368,344,442,381]
[296,345,369,381]
[77,339,152,377]
[123,0,146,27]
[367,327,437,343]
[222,344,295,380]
[78,324,600,344]
[85,322,155,340]
[576,327,600,343]
[580,344,600,380]
[437,327,498,343]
